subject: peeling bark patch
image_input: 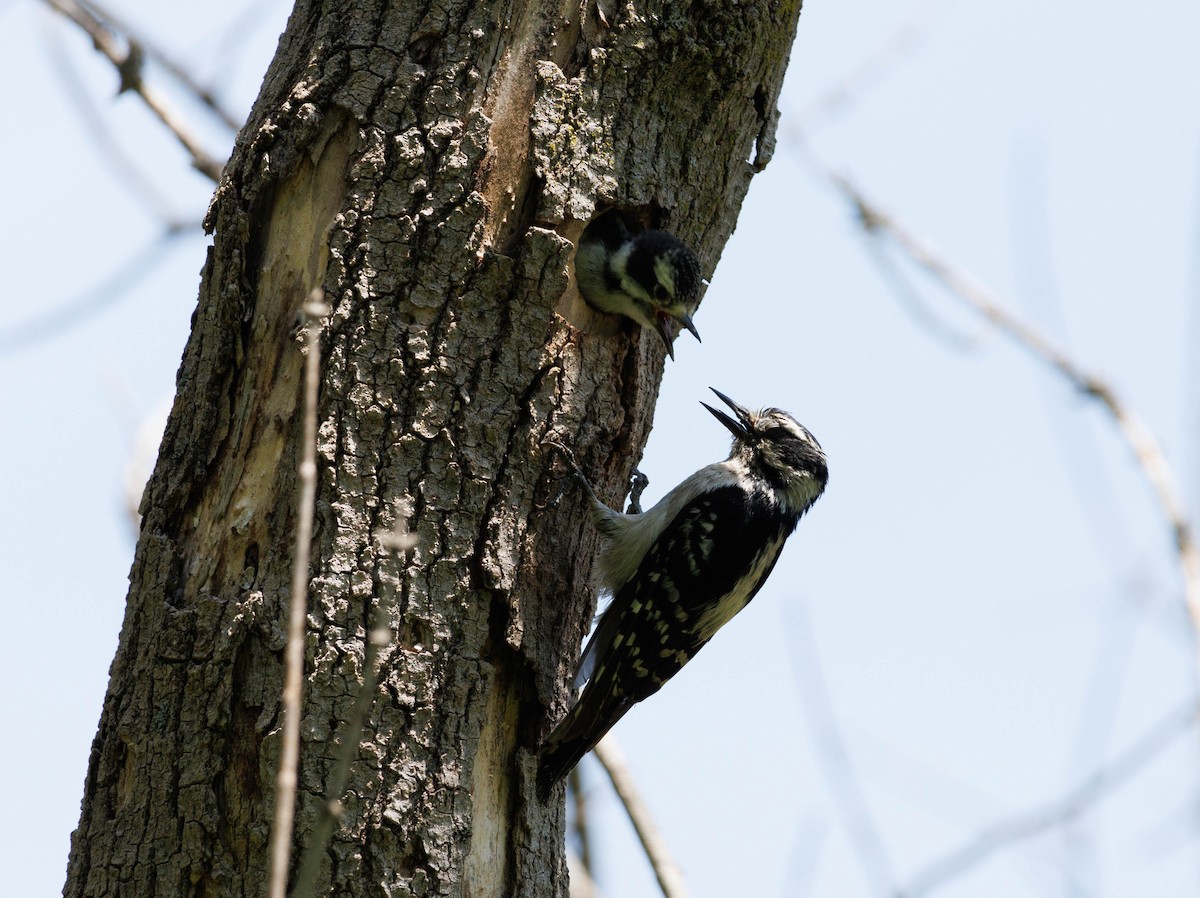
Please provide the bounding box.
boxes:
[476,2,541,253]
[185,116,355,605]
[461,660,519,897]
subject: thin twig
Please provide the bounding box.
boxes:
[0,228,188,357]
[567,848,602,898]
[41,0,225,181]
[790,601,899,896]
[78,0,243,131]
[815,161,1200,661]
[592,737,690,898]
[569,766,593,875]
[289,499,414,897]
[900,700,1200,897]
[269,292,330,898]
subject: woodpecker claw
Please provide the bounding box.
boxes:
[626,469,649,514]
[540,438,598,507]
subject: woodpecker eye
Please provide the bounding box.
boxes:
[654,284,670,301]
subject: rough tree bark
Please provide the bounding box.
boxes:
[64,2,803,897]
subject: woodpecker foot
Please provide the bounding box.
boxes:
[626,469,649,514]
[540,438,597,508]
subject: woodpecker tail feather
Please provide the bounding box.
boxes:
[536,736,590,801]
[536,685,633,801]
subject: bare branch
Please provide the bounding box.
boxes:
[78,0,243,131]
[592,737,690,898]
[269,292,330,898]
[790,601,899,896]
[812,159,1200,664]
[567,848,603,898]
[0,228,189,357]
[569,767,594,876]
[41,18,186,224]
[42,0,225,182]
[900,700,1199,897]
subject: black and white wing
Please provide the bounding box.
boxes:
[536,485,795,797]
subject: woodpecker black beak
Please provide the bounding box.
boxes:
[701,388,753,439]
[679,312,701,343]
[654,312,678,360]
[653,311,701,360]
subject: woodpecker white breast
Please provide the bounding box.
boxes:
[573,211,702,359]
[537,389,827,799]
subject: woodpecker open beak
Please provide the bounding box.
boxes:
[701,388,753,439]
[679,312,701,343]
[653,311,702,360]
[658,321,676,360]
[654,312,678,360]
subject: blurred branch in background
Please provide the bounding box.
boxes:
[291,614,392,898]
[569,767,594,878]
[844,724,1089,894]
[1058,587,1145,894]
[790,601,899,897]
[42,15,187,225]
[856,232,986,354]
[290,498,419,898]
[593,738,690,898]
[804,155,1200,681]
[198,0,291,101]
[1006,147,1117,546]
[0,228,191,357]
[784,810,832,898]
[268,293,330,898]
[79,0,243,130]
[900,699,1200,897]
[42,0,227,181]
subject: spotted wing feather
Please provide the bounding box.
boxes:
[537,485,795,798]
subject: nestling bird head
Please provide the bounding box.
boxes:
[702,388,828,514]
[617,231,703,354]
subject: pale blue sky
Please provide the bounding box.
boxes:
[2,1,1198,896]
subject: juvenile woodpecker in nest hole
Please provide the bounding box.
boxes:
[573,211,702,359]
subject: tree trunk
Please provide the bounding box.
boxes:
[63,2,803,896]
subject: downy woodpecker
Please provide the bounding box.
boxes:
[537,389,827,798]
[573,211,702,359]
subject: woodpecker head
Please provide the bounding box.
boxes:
[615,231,702,355]
[575,216,703,359]
[702,388,828,513]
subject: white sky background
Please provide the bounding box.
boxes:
[1,1,1199,896]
